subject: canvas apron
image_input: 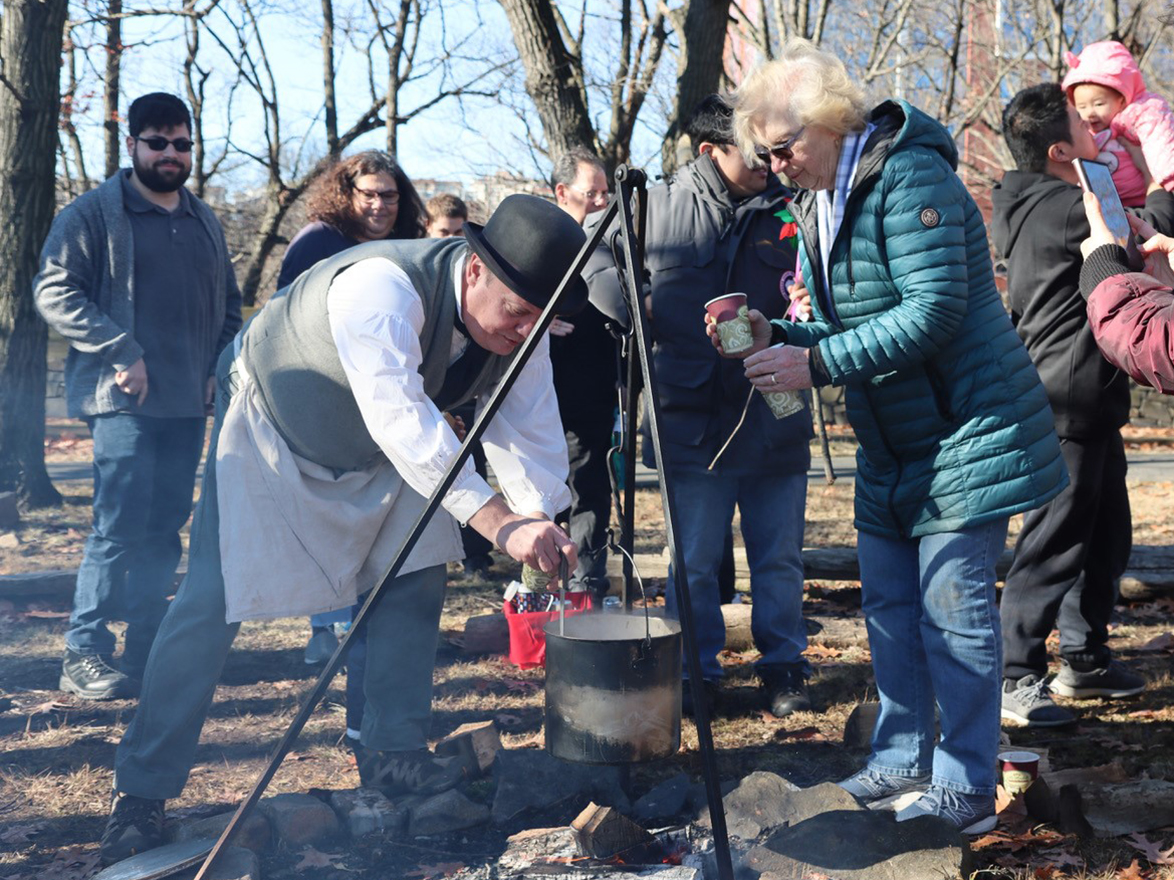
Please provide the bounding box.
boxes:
[215,354,463,623]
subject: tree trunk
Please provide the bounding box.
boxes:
[321,0,339,156]
[661,0,733,175]
[183,0,208,197]
[0,0,68,507]
[497,0,596,159]
[104,0,122,180]
[237,179,304,305]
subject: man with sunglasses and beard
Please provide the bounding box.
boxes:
[34,92,242,701]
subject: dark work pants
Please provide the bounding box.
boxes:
[560,417,614,593]
[1001,432,1131,680]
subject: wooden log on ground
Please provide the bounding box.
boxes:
[0,568,185,600]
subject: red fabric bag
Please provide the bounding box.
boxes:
[503,593,592,669]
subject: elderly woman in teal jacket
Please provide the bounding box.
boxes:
[713,40,1067,833]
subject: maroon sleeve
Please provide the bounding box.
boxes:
[1088,272,1174,393]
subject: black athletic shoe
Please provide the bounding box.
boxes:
[60,649,132,700]
[100,792,165,864]
[759,665,812,717]
[1053,659,1146,699]
[354,746,467,798]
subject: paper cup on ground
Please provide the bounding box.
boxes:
[706,293,754,355]
[761,387,805,420]
[998,750,1040,794]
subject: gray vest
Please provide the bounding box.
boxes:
[241,238,514,471]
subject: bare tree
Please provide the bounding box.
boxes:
[0,0,69,507]
[497,0,597,159]
[103,0,123,179]
[321,0,339,157]
[660,0,733,174]
[61,29,93,195]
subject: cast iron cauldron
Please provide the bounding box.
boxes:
[544,611,681,764]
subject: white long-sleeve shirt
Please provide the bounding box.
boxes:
[325,254,571,526]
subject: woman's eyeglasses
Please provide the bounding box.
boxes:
[135,135,194,153]
[753,126,806,163]
[353,186,401,205]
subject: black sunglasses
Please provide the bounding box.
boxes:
[135,135,194,153]
[753,126,807,163]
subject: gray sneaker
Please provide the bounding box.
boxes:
[1052,659,1145,699]
[895,785,996,834]
[1001,674,1075,727]
[303,626,339,665]
[838,767,931,803]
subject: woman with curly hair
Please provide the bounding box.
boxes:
[277,150,427,289]
[277,151,426,716]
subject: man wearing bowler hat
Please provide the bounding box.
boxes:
[101,194,584,864]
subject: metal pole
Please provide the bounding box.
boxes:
[193,199,621,880]
[614,167,735,880]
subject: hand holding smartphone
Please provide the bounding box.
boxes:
[1073,158,1145,270]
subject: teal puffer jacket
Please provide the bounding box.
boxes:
[781,100,1067,539]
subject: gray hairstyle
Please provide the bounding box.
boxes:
[551,145,606,189]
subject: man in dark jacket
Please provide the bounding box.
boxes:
[587,95,814,717]
[992,83,1174,726]
[549,147,617,597]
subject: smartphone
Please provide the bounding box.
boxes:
[1073,158,1144,270]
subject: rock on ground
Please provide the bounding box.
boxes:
[633,773,693,823]
[697,774,862,841]
[740,810,971,880]
[258,792,339,847]
[170,810,271,853]
[408,788,491,836]
[491,748,629,824]
[173,846,260,880]
[329,787,408,837]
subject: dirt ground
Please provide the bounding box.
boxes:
[1,431,1173,880]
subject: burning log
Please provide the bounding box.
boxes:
[571,802,655,860]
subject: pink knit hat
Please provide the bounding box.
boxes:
[1062,40,1146,105]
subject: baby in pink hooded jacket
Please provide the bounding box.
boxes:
[1062,40,1174,207]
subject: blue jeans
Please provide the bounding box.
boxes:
[856,519,1008,796]
[665,467,808,680]
[67,413,206,667]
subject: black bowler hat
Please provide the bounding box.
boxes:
[464,194,590,315]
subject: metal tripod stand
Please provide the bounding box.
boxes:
[187,165,734,880]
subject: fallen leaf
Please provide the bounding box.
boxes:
[503,679,539,694]
[1126,832,1174,865]
[1036,848,1084,869]
[1138,632,1174,652]
[295,846,342,871]
[1118,858,1146,880]
[996,785,1027,816]
[771,725,822,741]
[1032,866,1056,879]
[0,823,44,844]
